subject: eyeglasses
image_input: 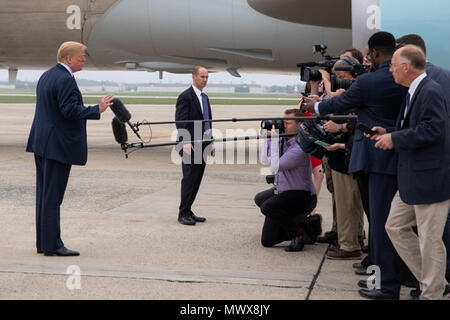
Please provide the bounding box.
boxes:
[389,62,406,68]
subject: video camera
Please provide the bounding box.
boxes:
[297,45,370,86]
[297,44,339,82]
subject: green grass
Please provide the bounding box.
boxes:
[0,96,297,105]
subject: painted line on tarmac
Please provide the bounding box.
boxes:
[0,259,312,289]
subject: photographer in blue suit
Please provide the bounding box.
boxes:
[26,41,114,256]
[373,45,450,299]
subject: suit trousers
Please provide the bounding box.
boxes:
[368,173,400,297]
[178,142,211,217]
[386,192,450,300]
[322,157,337,232]
[331,170,364,252]
[254,188,316,247]
[34,155,71,252]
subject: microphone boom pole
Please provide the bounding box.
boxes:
[135,115,358,127]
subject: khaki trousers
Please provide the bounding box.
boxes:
[386,192,450,300]
[331,169,364,252]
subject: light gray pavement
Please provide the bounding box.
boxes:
[0,103,431,300]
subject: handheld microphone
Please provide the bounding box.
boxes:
[110,98,142,140]
[111,116,128,145]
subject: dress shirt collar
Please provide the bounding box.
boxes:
[59,62,74,77]
[408,72,427,99]
[192,84,203,97]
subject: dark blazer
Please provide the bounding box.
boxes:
[26,64,100,165]
[427,62,450,117]
[391,76,450,205]
[319,60,408,175]
[175,86,212,143]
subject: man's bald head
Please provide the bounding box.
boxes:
[396,45,426,72]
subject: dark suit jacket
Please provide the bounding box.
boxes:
[391,76,450,205]
[319,60,408,175]
[427,62,450,117]
[175,86,212,144]
[26,64,100,165]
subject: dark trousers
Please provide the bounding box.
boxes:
[178,143,210,217]
[356,171,372,266]
[254,188,316,247]
[445,210,450,276]
[368,173,401,297]
[35,155,71,252]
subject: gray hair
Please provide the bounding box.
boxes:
[332,56,359,74]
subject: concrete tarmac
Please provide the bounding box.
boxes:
[0,103,436,300]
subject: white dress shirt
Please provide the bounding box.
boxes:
[59,62,74,78]
[192,85,206,113]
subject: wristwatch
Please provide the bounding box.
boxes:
[337,123,343,132]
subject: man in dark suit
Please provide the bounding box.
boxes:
[305,32,408,299]
[373,45,450,299]
[175,66,213,225]
[26,41,113,256]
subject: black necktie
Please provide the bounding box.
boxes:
[401,93,411,127]
[404,93,411,116]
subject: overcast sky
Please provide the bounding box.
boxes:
[0,69,301,87]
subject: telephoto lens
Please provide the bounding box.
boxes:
[260,119,284,133]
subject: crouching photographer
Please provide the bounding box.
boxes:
[254,109,321,252]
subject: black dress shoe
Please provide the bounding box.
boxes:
[358,289,398,300]
[44,247,80,257]
[355,266,371,275]
[358,280,368,289]
[37,249,43,254]
[285,235,305,252]
[317,231,337,244]
[190,212,206,223]
[178,215,196,225]
[353,263,363,269]
[410,288,421,298]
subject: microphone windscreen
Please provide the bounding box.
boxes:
[110,98,131,123]
[112,116,128,144]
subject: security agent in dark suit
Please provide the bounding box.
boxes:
[26,41,113,256]
[305,32,408,299]
[373,45,450,299]
[175,66,214,225]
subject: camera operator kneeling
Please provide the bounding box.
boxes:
[254,109,321,252]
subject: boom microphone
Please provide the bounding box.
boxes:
[112,116,128,145]
[110,98,142,140]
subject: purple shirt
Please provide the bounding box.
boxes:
[262,137,316,194]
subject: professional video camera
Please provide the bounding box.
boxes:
[297,44,339,82]
[297,45,370,84]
